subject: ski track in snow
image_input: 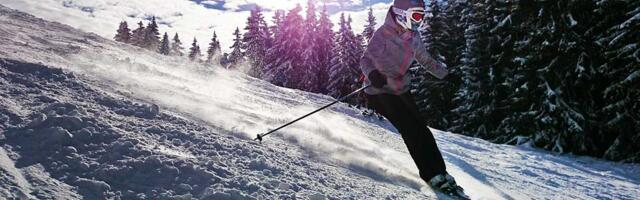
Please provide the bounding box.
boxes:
[1,4,640,200]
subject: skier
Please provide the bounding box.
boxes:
[359,0,467,198]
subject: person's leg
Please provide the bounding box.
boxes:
[397,93,447,181]
[366,93,398,118]
[366,93,447,182]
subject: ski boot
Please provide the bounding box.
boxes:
[429,173,470,200]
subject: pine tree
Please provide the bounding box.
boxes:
[347,16,365,105]
[303,0,317,40]
[171,33,185,56]
[504,1,615,155]
[596,0,640,161]
[410,1,464,129]
[483,1,505,136]
[316,4,334,94]
[301,0,322,92]
[114,21,131,43]
[452,0,494,137]
[353,33,367,105]
[228,27,245,68]
[243,6,272,77]
[346,15,363,66]
[421,1,448,64]
[206,31,222,64]
[270,10,286,40]
[404,0,640,161]
[327,13,361,103]
[263,9,286,84]
[188,38,202,62]
[362,7,376,43]
[264,5,304,88]
[490,0,535,144]
[130,21,146,47]
[158,32,171,55]
[481,0,517,141]
[142,16,161,50]
[451,0,624,157]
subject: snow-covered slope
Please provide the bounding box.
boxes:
[1,4,639,200]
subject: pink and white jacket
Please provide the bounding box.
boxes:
[360,7,448,95]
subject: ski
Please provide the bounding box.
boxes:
[431,185,470,200]
[447,188,470,200]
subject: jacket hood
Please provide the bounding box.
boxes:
[383,7,403,33]
[393,0,426,10]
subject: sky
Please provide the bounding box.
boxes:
[0,0,393,53]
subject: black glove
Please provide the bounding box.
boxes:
[368,70,387,88]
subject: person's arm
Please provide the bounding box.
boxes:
[360,50,377,80]
[361,32,397,88]
[360,49,388,88]
[414,39,449,79]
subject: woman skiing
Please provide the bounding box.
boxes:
[359,0,466,197]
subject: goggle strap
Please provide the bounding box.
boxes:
[392,7,406,16]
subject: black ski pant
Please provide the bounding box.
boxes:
[366,92,447,182]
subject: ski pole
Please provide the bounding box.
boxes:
[255,85,372,142]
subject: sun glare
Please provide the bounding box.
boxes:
[237,0,336,11]
[236,0,307,10]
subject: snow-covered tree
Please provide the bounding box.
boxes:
[476,0,516,141]
[346,15,364,70]
[270,10,286,40]
[300,0,322,92]
[263,10,286,82]
[596,0,640,161]
[264,5,304,88]
[114,21,131,43]
[350,16,366,105]
[315,4,334,94]
[303,0,317,40]
[188,38,202,62]
[243,6,272,77]
[228,27,245,68]
[353,33,367,105]
[142,16,161,50]
[508,0,622,155]
[410,0,462,129]
[158,32,171,55]
[327,13,361,103]
[171,33,185,57]
[362,7,376,43]
[451,0,494,137]
[392,0,640,161]
[130,21,146,47]
[206,31,222,64]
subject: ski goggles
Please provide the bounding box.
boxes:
[392,7,427,31]
[393,7,426,23]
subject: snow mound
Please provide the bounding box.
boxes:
[1,4,639,200]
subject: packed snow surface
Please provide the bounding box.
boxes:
[1,4,639,200]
